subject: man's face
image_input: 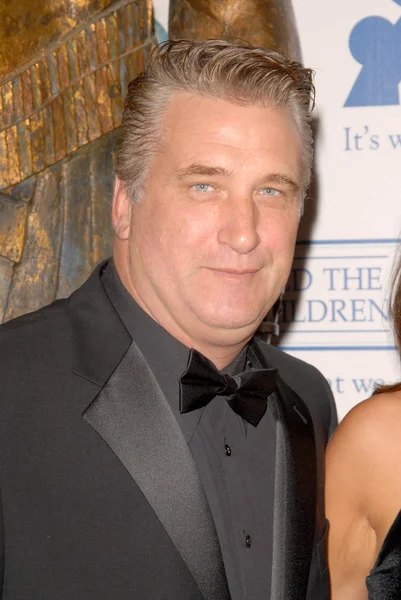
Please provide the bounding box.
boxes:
[115,92,302,348]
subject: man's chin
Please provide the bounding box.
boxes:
[197,310,264,335]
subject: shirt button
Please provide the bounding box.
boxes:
[245,534,252,548]
[224,444,232,456]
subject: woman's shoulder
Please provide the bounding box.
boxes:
[332,390,401,449]
[348,388,401,419]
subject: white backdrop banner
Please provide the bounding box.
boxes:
[288,0,401,418]
[153,0,401,419]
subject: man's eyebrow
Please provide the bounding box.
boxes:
[263,172,300,191]
[176,164,232,179]
[175,165,300,190]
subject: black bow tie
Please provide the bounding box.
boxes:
[179,348,277,426]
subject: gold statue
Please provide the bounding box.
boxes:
[0,0,153,322]
[169,0,301,60]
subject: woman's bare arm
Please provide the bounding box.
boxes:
[326,392,401,599]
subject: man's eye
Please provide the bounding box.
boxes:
[192,183,213,193]
[258,187,280,196]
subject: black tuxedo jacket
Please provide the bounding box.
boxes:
[0,263,336,599]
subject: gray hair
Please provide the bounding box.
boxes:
[116,39,315,205]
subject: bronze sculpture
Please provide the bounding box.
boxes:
[169,0,301,60]
[0,0,153,322]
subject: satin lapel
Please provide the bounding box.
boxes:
[269,377,317,600]
[83,341,229,600]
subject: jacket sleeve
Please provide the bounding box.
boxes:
[0,489,3,596]
[323,376,338,441]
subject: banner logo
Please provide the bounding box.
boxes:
[345,3,401,107]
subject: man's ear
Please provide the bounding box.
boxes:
[112,176,132,240]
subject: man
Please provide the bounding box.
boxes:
[0,40,336,599]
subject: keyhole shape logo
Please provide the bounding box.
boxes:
[345,1,401,107]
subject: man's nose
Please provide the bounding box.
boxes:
[217,197,260,254]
